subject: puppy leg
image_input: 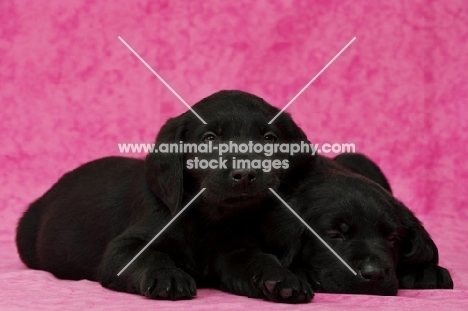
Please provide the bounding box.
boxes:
[98,234,196,300]
[398,264,454,289]
[213,250,313,303]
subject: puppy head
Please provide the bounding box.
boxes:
[331,154,438,267]
[295,165,438,295]
[146,90,311,216]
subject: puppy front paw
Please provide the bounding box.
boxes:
[292,267,323,292]
[252,266,313,303]
[141,267,197,300]
[398,264,453,289]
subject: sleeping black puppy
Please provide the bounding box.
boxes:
[288,154,454,295]
[210,153,453,300]
[16,90,312,301]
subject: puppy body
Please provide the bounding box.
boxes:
[16,90,313,302]
[17,157,147,278]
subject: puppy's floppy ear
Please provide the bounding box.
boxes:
[280,113,313,182]
[334,153,392,193]
[395,201,439,267]
[146,117,185,216]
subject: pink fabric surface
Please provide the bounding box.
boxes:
[1,0,467,310]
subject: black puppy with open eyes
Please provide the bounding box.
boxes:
[16,90,313,302]
[287,154,453,295]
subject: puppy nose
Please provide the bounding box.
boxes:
[359,264,386,283]
[231,169,257,183]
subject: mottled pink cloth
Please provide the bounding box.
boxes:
[1,0,467,310]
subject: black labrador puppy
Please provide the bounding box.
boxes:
[16,90,312,301]
[213,153,453,299]
[288,154,454,295]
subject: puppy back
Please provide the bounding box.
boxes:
[16,198,43,269]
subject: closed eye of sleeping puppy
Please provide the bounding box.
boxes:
[15,90,312,301]
[285,154,454,295]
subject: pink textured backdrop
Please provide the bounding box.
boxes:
[1,0,467,310]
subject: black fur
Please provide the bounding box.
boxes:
[289,154,453,294]
[16,90,313,302]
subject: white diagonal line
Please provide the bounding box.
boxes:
[268,37,356,124]
[268,188,357,276]
[118,36,207,125]
[117,188,206,276]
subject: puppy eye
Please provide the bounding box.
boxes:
[202,133,217,143]
[387,232,399,242]
[326,230,344,240]
[263,133,277,143]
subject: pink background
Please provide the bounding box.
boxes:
[1,0,467,310]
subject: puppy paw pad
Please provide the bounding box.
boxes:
[264,280,277,293]
[157,291,169,299]
[280,288,293,299]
